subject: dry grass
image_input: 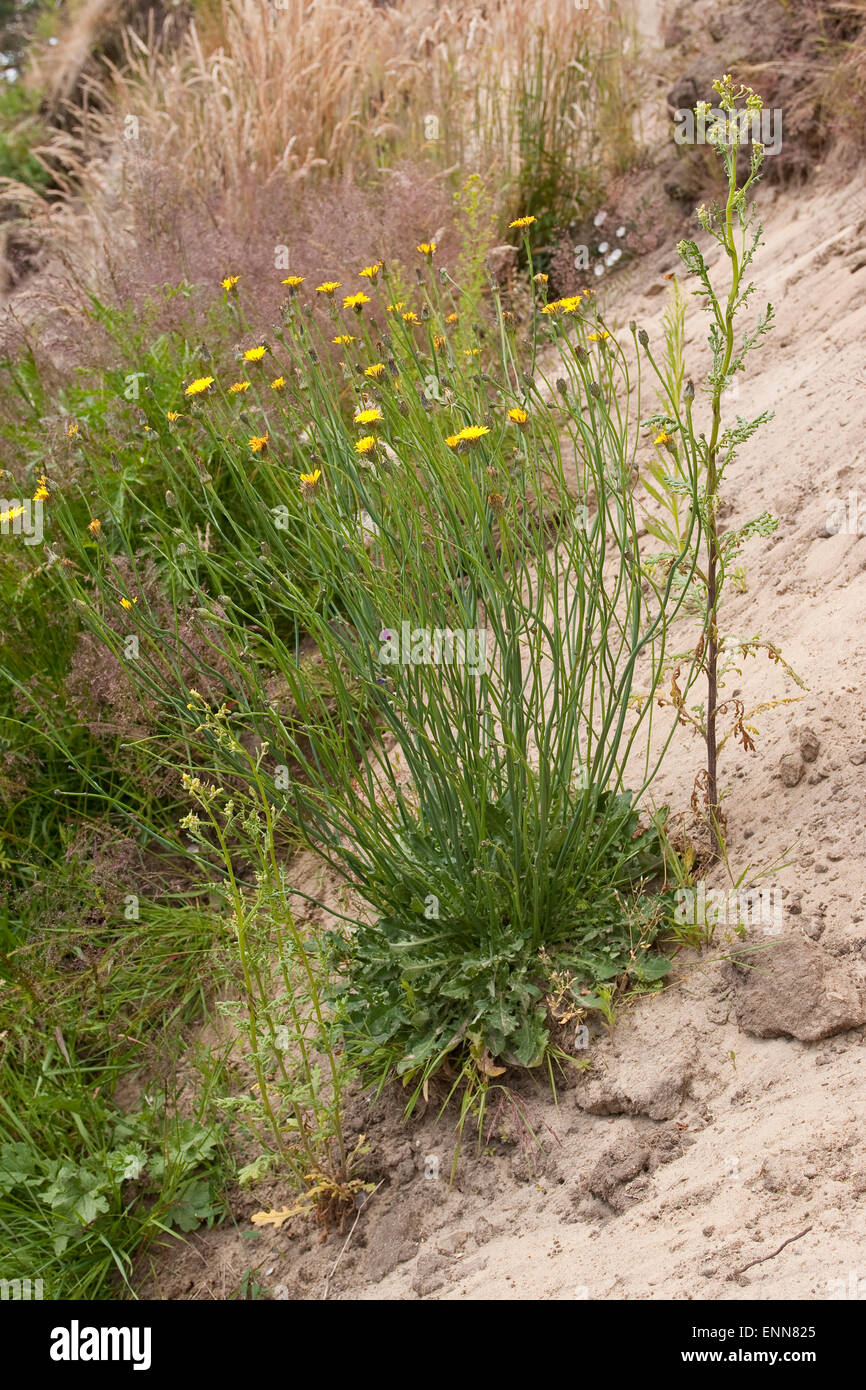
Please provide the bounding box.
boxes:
[12,0,637,280]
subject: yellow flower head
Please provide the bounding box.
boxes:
[354,407,383,426]
[355,435,377,455]
[386,301,405,314]
[0,504,25,524]
[270,376,286,391]
[463,348,480,357]
[654,431,671,445]
[417,241,437,257]
[315,281,341,296]
[281,275,305,288]
[120,597,138,611]
[359,262,383,280]
[509,215,536,230]
[365,363,385,378]
[167,410,180,421]
[87,518,101,536]
[560,296,583,315]
[229,381,251,394]
[299,468,322,499]
[588,330,610,341]
[401,311,420,324]
[66,421,80,437]
[221,275,240,292]
[33,475,50,501]
[506,407,528,425]
[244,345,267,363]
[249,433,269,453]
[333,334,356,346]
[433,334,446,350]
[343,292,371,311]
[445,313,458,324]
[445,424,490,449]
[533,272,549,285]
[185,376,215,397]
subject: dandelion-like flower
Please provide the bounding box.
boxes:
[221,275,240,292]
[281,275,305,288]
[445,424,490,449]
[333,334,356,346]
[229,381,251,394]
[401,311,420,324]
[588,330,610,341]
[67,421,80,437]
[244,346,267,363]
[315,281,341,296]
[270,376,286,391]
[416,241,436,258]
[32,475,50,501]
[506,407,528,425]
[0,504,25,524]
[120,597,138,610]
[509,215,536,230]
[167,410,180,421]
[343,292,371,311]
[533,272,549,285]
[433,335,446,350]
[87,518,101,536]
[365,363,385,378]
[354,407,383,426]
[185,376,215,397]
[355,435,377,455]
[359,262,383,280]
[386,301,405,314]
[299,468,322,499]
[249,433,269,453]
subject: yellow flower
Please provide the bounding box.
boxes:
[87,518,101,536]
[463,348,480,357]
[333,334,356,346]
[445,424,490,448]
[365,363,385,378]
[445,313,458,324]
[167,410,180,421]
[244,345,267,362]
[416,241,436,257]
[506,407,528,425]
[533,272,549,285]
[281,275,305,288]
[120,597,138,611]
[509,215,536,230]
[270,376,286,391]
[354,407,383,425]
[32,475,50,501]
[229,381,251,394]
[343,292,370,311]
[355,435,377,455]
[0,504,25,525]
[588,330,610,341]
[654,431,671,445]
[185,376,215,397]
[359,262,383,280]
[402,311,420,324]
[386,301,405,314]
[433,335,446,350]
[221,275,240,292]
[67,421,79,437]
[249,433,269,453]
[299,468,322,499]
[315,281,341,296]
